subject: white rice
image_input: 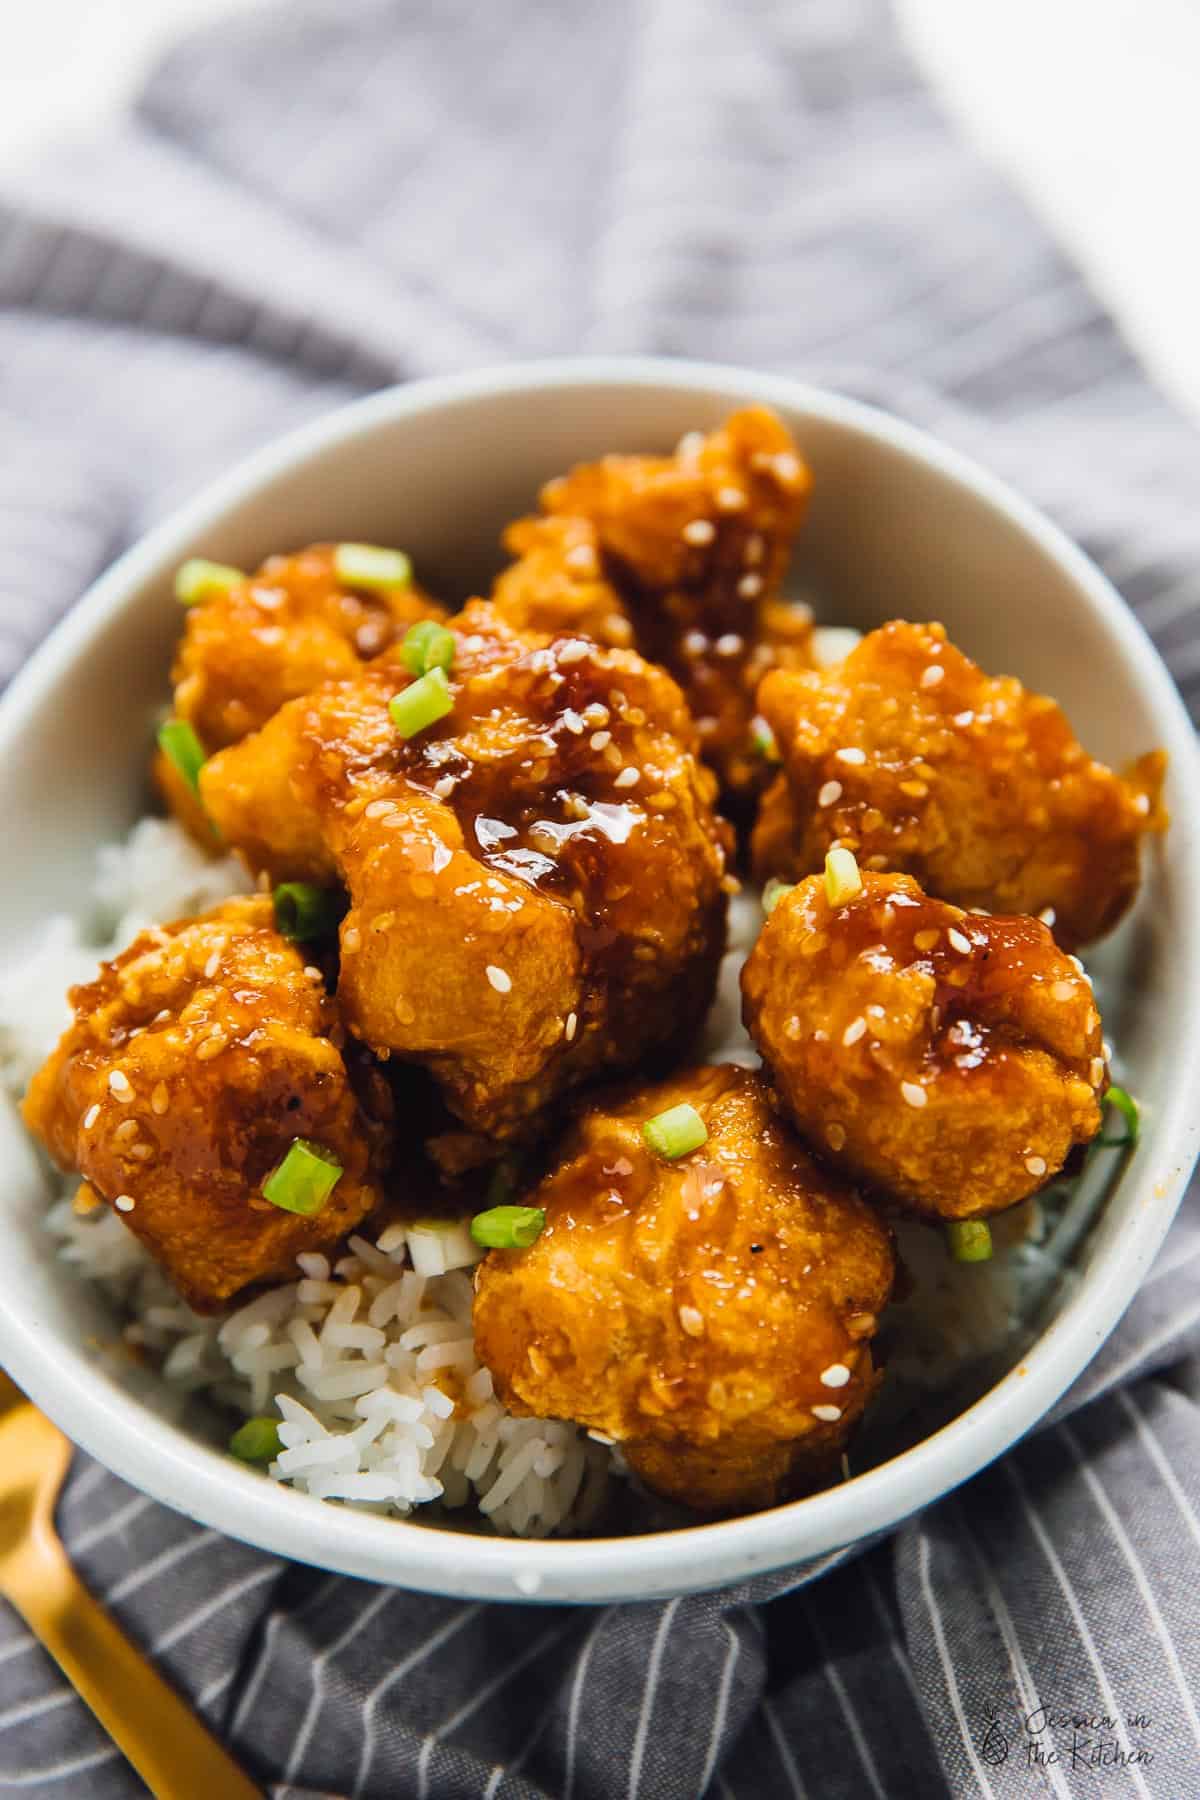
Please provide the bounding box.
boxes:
[0,814,1113,1532]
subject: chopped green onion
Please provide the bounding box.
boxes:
[642,1102,708,1160]
[750,717,780,762]
[945,1219,993,1263]
[390,666,452,740]
[470,1204,546,1250]
[824,846,863,906]
[401,619,456,677]
[157,719,206,794]
[273,882,342,942]
[334,542,413,591]
[175,557,244,606]
[762,877,795,917]
[261,1138,343,1216]
[1100,1086,1140,1148]
[229,1417,282,1464]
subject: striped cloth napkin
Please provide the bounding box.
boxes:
[2,2,1199,1794]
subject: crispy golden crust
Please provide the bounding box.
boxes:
[501,408,814,803]
[169,543,443,752]
[22,898,383,1310]
[751,620,1166,948]
[473,1065,894,1514]
[742,871,1105,1219]
[201,603,730,1144]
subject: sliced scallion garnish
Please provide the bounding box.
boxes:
[945,1219,993,1263]
[261,1139,343,1216]
[157,719,206,794]
[642,1102,708,1160]
[824,846,863,906]
[1100,1086,1140,1149]
[273,882,342,942]
[469,1204,546,1250]
[401,619,456,677]
[762,877,794,917]
[389,666,452,740]
[229,1417,282,1464]
[334,543,413,592]
[175,558,244,606]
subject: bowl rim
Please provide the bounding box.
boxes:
[2,354,1198,1604]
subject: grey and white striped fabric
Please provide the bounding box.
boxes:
[1,2,1199,1794]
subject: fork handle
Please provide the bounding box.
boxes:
[6,1518,261,1800]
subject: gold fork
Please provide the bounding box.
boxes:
[0,1369,260,1799]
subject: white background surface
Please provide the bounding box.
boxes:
[2,0,1199,421]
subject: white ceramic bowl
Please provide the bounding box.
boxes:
[1,358,1197,1604]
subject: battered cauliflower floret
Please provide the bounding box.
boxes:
[514,408,815,804]
[751,620,1166,948]
[200,604,730,1145]
[22,897,384,1310]
[473,1065,894,1513]
[490,516,636,649]
[169,542,444,752]
[742,867,1106,1220]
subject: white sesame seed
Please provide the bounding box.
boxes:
[114,1194,135,1213]
[900,1081,927,1109]
[715,633,743,657]
[677,430,704,457]
[682,631,708,658]
[587,1429,617,1447]
[204,951,220,979]
[835,747,866,765]
[820,1363,852,1388]
[343,927,361,953]
[1134,793,1150,815]
[772,452,802,482]
[826,1122,846,1151]
[1050,980,1075,1001]
[1038,907,1057,926]
[737,573,763,599]
[486,965,512,994]
[561,709,584,735]
[108,1070,132,1100]
[82,1104,100,1130]
[1025,1155,1047,1177]
[818,780,842,807]
[557,639,590,664]
[812,1404,843,1423]
[947,928,971,954]
[682,518,716,546]
[842,1017,866,1047]
[1103,1040,1113,1063]
[954,710,975,727]
[565,1011,578,1043]
[678,1305,705,1337]
[432,776,455,800]
[151,1082,169,1116]
[590,730,611,751]
[614,767,639,789]
[717,486,746,511]
[920,664,945,689]
[305,965,323,981]
[364,798,395,819]
[1089,1057,1105,1086]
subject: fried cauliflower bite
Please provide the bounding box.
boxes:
[22,897,383,1311]
[490,516,636,649]
[169,543,444,752]
[510,408,814,803]
[742,868,1106,1221]
[751,620,1166,948]
[473,1065,894,1514]
[201,603,730,1144]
